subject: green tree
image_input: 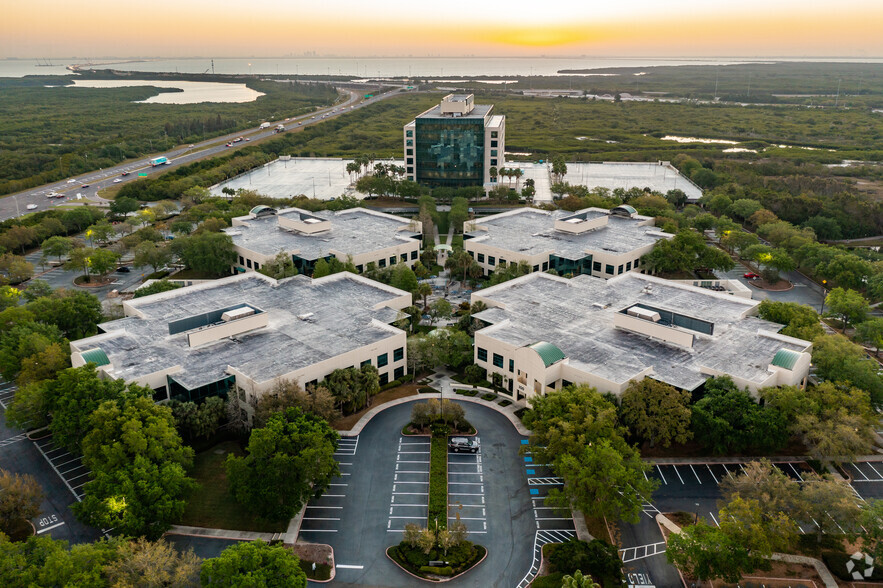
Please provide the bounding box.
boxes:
[812,334,883,406]
[86,221,116,246]
[252,380,337,426]
[226,407,340,521]
[41,235,73,262]
[0,534,123,587]
[619,379,692,448]
[428,298,452,326]
[65,246,93,280]
[312,258,331,278]
[691,377,787,454]
[859,500,883,567]
[74,395,196,539]
[562,570,600,588]
[200,540,306,588]
[798,472,861,544]
[435,328,474,369]
[46,364,149,453]
[87,248,119,278]
[856,318,883,357]
[172,231,235,276]
[18,341,69,386]
[757,300,824,341]
[258,251,298,280]
[133,241,173,273]
[390,263,418,293]
[416,282,432,310]
[106,537,201,587]
[825,287,869,332]
[26,289,102,339]
[0,470,43,537]
[0,321,63,381]
[5,381,51,430]
[764,382,875,461]
[133,279,183,298]
[729,198,763,221]
[109,196,141,217]
[719,459,800,519]
[21,279,52,302]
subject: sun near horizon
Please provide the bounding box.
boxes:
[2,0,883,58]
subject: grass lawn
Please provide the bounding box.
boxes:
[178,440,287,533]
[451,235,464,249]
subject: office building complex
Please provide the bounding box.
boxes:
[404,94,505,187]
[471,272,812,400]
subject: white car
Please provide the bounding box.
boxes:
[26,203,38,210]
[113,178,123,183]
[66,179,76,183]
[47,191,58,198]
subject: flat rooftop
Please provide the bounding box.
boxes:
[465,208,670,260]
[416,103,493,120]
[473,272,810,391]
[73,273,407,390]
[226,207,419,261]
[208,157,404,201]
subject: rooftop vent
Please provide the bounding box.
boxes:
[222,306,255,322]
[627,307,661,322]
[610,205,637,218]
[297,312,315,321]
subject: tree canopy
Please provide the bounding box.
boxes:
[200,540,306,588]
[619,378,692,448]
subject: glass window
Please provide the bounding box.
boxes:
[406,148,413,155]
[491,140,498,148]
[377,353,388,367]
[606,264,614,274]
[593,261,601,272]
[491,150,498,156]
[246,259,252,269]
[407,158,413,165]
[500,258,506,266]
[394,366,404,380]
[477,347,488,362]
[618,265,624,274]
[379,258,386,268]
[414,117,485,187]
[493,353,504,368]
[407,166,413,174]
[361,359,371,368]
[533,265,539,272]
[410,250,418,260]
[542,261,548,271]
[491,131,498,138]
[389,256,396,265]
[394,347,404,361]
[477,253,485,263]
[634,257,640,267]
[379,372,389,386]
[238,255,244,265]
[406,130,413,137]
[488,256,496,266]
[254,262,260,270]
[626,261,632,271]
[356,264,363,273]
[490,159,497,167]
[406,139,413,146]
[508,359,514,373]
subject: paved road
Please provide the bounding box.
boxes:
[297,399,536,588]
[0,86,404,222]
[0,381,103,545]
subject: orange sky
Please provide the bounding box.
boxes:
[3,0,882,57]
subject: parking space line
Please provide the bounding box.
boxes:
[706,464,719,484]
[305,506,343,509]
[788,463,804,482]
[689,464,702,484]
[303,517,340,521]
[709,512,720,527]
[655,465,667,485]
[672,465,685,484]
[852,463,871,481]
[36,521,66,534]
[867,462,883,479]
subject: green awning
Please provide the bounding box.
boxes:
[771,348,801,370]
[529,342,566,367]
[81,348,110,367]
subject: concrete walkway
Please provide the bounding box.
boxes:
[338,369,531,437]
[166,524,286,543]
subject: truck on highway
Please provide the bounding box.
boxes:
[259,122,271,129]
[274,125,285,133]
[149,156,170,166]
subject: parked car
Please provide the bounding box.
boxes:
[743,273,760,279]
[448,437,479,453]
[117,266,131,273]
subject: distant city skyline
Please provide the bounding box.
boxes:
[3,0,882,58]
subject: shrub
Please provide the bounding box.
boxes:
[464,364,485,383]
[428,435,448,528]
[418,565,453,576]
[481,393,496,401]
[548,539,623,585]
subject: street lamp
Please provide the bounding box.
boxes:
[820,279,828,315]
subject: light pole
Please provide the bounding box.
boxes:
[820,280,828,315]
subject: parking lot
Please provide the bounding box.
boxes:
[297,400,535,587]
[0,382,102,545]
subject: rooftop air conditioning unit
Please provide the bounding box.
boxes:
[627,307,661,322]
[222,307,255,321]
[297,312,315,321]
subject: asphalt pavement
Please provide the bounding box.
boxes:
[0,87,403,222]
[296,399,537,588]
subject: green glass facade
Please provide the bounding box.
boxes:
[415,117,484,187]
[549,254,593,276]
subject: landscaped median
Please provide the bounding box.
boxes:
[387,402,486,581]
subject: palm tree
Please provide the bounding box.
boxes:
[513,168,523,191]
[489,166,498,184]
[416,282,432,311]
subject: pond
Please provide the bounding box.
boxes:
[67,80,264,104]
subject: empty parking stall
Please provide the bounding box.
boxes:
[298,435,359,538]
[387,436,429,533]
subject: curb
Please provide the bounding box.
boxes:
[385,545,488,583]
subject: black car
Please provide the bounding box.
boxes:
[448,437,479,453]
[117,266,130,273]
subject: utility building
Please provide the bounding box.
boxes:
[404,94,505,187]
[470,272,812,401]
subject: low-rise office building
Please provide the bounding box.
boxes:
[404,93,505,187]
[464,205,671,278]
[471,271,812,401]
[70,272,412,406]
[225,206,422,275]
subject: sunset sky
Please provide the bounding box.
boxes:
[3,0,882,58]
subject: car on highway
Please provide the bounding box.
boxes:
[226,143,233,147]
[743,272,760,279]
[26,204,38,210]
[233,137,243,143]
[55,193,65,198]
[66,179,76,183]
[80,184,89,188]
[121,171,130,176]
[448,437,479,453]
[47,191,58,198]
[113,178,123,183]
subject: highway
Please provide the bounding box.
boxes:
[0,86,401,222]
